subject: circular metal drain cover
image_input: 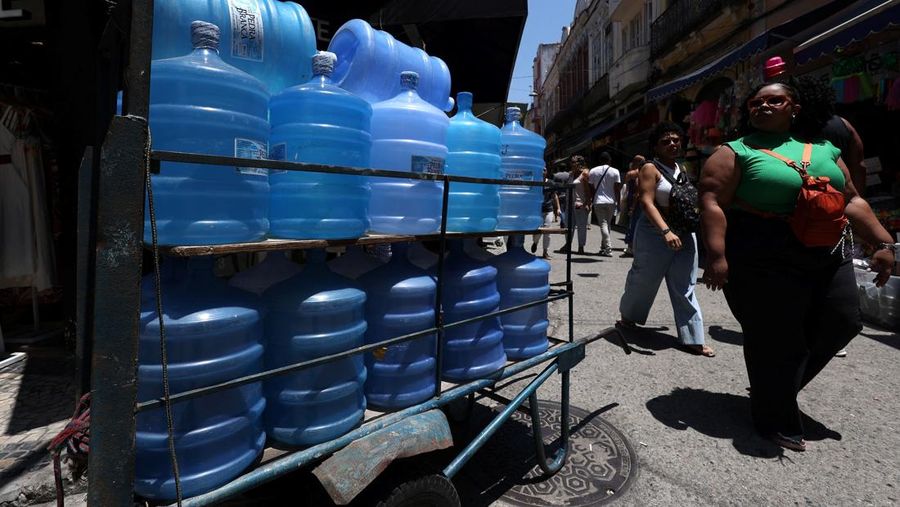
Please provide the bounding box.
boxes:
[457,400,638,506]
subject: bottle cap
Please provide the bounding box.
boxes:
[400,71,419,90]
[456,92,473,111]
[505,107,522,122]
[191,21,220,50]
[312,51,337,77]
[764,56,786,80]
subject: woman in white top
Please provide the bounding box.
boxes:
[617,122,714,357]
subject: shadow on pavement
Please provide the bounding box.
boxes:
[708,325,744,345]
[646,387,786,458]
[606,326,682,356]
[5,345,75,435]
[857,328,900,351]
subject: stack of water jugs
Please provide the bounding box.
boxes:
[136,2,551,500]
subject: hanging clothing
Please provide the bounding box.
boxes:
[0,106,55,291]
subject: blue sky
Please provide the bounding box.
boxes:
[507,0,579,105]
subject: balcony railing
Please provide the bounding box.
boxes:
[650,0,737,59]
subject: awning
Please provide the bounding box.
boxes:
[794,0,900,65]
[646,32,769,102]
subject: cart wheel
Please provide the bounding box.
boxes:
[375,474,460,507]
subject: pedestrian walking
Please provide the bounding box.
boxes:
[560,155,591,255]
[553,167,571,229]
[532,167,560,259]
[618,122,713,357]
[621,155,645,257]
[699,82,895,452]
[588,152,621,257]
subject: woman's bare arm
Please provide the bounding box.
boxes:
[698,146,741,290]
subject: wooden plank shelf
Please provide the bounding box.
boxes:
[155,228,568,256]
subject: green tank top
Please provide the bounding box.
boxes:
[725,132,845,214]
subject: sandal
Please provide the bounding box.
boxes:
[685,344,716,357]
[771,433,806,452]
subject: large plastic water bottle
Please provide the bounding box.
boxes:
[152,0,316,93]
[136,257,265,500]
[327,19,453,111]
[269,51,371,239]
[358,243,436,410]
[445,92,501,232]
[491,235,550,359]
[148,21,269,246]
[328,246,385,280]
[368,72,448,235]
[262,250,367,447]
[498,107,546,230]
[441,240,507,381]
[229,251,302,295]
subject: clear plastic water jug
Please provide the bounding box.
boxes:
[498,107,546,230]
[136,257,265,500]
[368,72,448,235]
[148,21,269,246]
[358,243,437,410]
[269,51,371,239]
[262,250,367,447]
[441,240,507,381]
[445,92,501,232]
[491,235,550,359]
[229,251,302,295]
[327,19,453,111]
[152,0,316,93]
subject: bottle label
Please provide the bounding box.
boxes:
[268,142,287,175]
[234,138,268,176]
[411,155,445,175]
[502,168,532,189]
[228,0,265,62]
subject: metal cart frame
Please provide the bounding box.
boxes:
[82,2,627,504]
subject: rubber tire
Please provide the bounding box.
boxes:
[374,474,460,507]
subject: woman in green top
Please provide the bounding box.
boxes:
[699,82,895,452]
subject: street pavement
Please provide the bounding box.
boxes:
[527,226,900,506]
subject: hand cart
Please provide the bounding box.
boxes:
[80,2,629,505]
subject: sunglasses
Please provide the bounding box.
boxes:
[747,95,791,109]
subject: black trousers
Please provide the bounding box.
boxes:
[722,211,861,437]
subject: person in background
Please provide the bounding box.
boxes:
[699,82,894,451]
[553,165,571,229]
[532,167,560,259]
[618,122,713,358]
[560,155,591,254]
[588,152,621,257]
[621,155,646,258]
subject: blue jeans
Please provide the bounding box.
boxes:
[618,213,705,345]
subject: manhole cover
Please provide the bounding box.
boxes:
[457,400,638,506]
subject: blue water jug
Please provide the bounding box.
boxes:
[368,72,448,235]
[445,92,501,232]
[328,19,453,111]
[492,235,550,359]
[269,51,372,239]
[148,21,269,246]
[498,107,546,230]
[229,251,302,295]
[136,257,265,500]
[441,240,507,381]
[358,243,436,410]
[328,246,385,280]
[262,250,367,447]
[152,0,316,93]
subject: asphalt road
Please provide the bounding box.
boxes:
[521,227,900,506]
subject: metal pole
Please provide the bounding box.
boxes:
[123,0,154,118]
[567,185,574,343]
[86,116,149,506]
[434,176,451,398]
[75,148,96,398]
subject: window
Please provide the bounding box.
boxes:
[621,25,628,55]
[629,15,642,49]
[604,24,613,72]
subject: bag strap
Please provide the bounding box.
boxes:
[748,142,812,178]
[651,160,678,186]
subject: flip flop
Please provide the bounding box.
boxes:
[684,344,716,357]
[772,433,806,452]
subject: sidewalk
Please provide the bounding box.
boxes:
[0,344,85,506]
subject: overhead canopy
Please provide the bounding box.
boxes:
[646,32,769,102]
[297,0,528,106]
[794,0,900,65]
